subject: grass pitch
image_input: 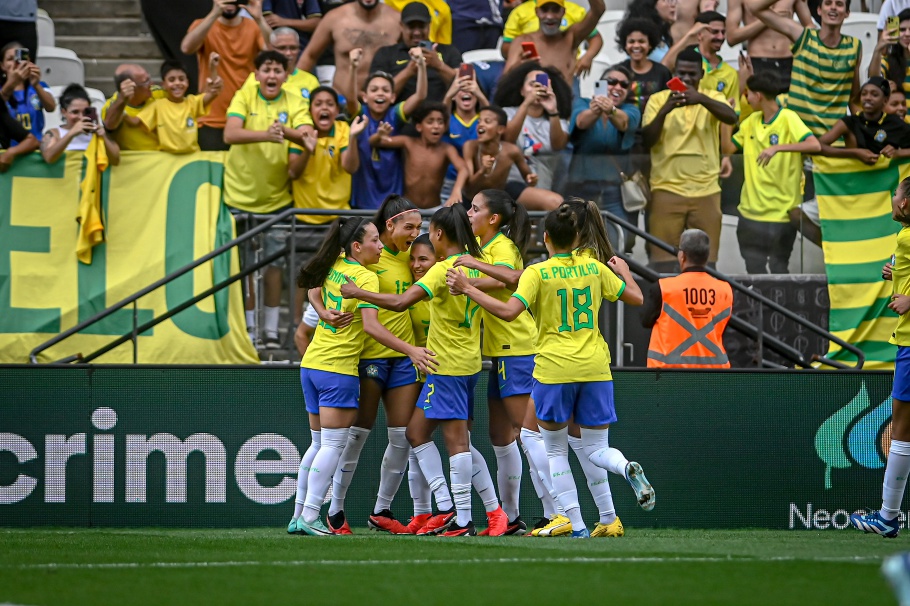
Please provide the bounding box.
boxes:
[0,528,904,605]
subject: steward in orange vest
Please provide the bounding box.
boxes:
[641,229,733,368]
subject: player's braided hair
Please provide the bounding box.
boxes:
[297,217,373,289]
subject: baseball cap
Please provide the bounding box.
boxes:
[401,2,432,24]
[538,0,566,8]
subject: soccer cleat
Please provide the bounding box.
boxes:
[416,510,455,536]
[531,514,572,537]
[850,510,900,538]
[327,511,353,535]
[264,335,281,349]
[405,513,433,535]
[571,528,590,538]
[287,517,299,534]
[504,516,527,535]
[296,517,333,537]
[441,520,477,537]
[478,506,509,537]
[591,517,625,537]
[882,552,910,606]
[625,461,656,511]
[368,509,410,534]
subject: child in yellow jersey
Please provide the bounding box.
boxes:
[138,59,223,154]
[451,189,536,535]
[340,205,485,536]
[318,197,425,534]
[447,200,656,539]
[289,217,434,538]
[851,177,910,538]
[289,86,365,226]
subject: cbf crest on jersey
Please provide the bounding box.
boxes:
[302,89,310,100]
[186,117,195,128]
[327,145,336,158]
[365,364,380,378]
[717,81,726,92]
[769,134,779,145]
[875,129,887,143]
[279,111,289,124]
[29,93,41,110]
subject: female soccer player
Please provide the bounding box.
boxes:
[851,177,910,538]
[340,205,485,536]
[289,217,434,537]
[321,196,426,535]
[452,189,537,535]
[447,201,655,538]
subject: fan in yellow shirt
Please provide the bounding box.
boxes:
[447,199,656,537]
[500,0,603,67]
[384,0,452,44]
[138,60,224,154]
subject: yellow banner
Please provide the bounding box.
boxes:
[0,152,259,364]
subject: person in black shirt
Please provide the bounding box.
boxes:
[369,3,461,102]
[0,100,37,172]
[617,17,673,114]
[819,77,910,163]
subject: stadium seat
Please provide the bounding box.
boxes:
[462,48,505,64]
[36,47,85,87]
[37,9,55,49]
[42,85,107,134]
[593,11,628,67]
[579,57,612,98]
[841,12,879,78]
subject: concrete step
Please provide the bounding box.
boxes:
[55,36,161,59]
[41,0,141,19]
[84,57,162,81]
[55,18,147,38]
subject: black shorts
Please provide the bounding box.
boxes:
[505,180,527,202]
[750,57,794,92]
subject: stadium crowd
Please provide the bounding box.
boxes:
[1,0,905,349]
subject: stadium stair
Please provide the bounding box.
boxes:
[40,0,162,97]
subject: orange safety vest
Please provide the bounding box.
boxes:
[647,271,733,369]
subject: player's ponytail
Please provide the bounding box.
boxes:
[544,203,580,250]
[297,217,372,289]
[480,189,531,255]
[429,205,482,257]
[564,197,615,263]
[373,194,419,235]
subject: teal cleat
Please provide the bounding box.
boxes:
[571,528,590,538]
[287,517,299,534]
[296,517,333,537]
[625,461,656,511]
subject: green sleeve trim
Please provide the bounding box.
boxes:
[357,303,379,310]
[493,262,515,269]
[587,29,599,39]
[615,281,626,300]
[289,148,303,155]
[799,132,812,142]
[416,282,433,299]
[512,293,530,309]
[732,139,743,151]
[502,36,514,43]
[227,112,246,120]
[339,145,348,153]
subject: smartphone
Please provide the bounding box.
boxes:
[458,63,475,79]
[84,107,98,124]
[535,72,550,87]
[418,40,434,51]
[521,41,539,59]
[14,48,29,63]
[667,77,687,92]
[888,15,900,38]
[594,80,608,97]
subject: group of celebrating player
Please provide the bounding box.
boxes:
[287,190,656,538]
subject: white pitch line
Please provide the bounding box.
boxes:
[7,556,882,570]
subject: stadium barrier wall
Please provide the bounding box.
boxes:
[0,366,897,530]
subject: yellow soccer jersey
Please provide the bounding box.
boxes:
[410,298,431,348]
[416,254,482,376]
[138,94,209,154]
[892,226,910,346]
[239,69,319,115]
[223,88,309,213]
[513,254,625,383]
[474,233,536,357]
[502,0,595,42]
[700,57,740,114]
[733,108,813,223]
[362,245,416,359]
[102,88,168,151]
[385,0,452,44]
[301,257,379,375]
[289,121,352,224]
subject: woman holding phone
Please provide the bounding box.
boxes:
[493,62,572,192]
[0,42,55,141]
[41,84,120,165]
[870,9,910,115]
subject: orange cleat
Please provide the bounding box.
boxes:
[367,509,410,534]
[416,510,455,536]
[405,513,433,535]
[326,511,353,535]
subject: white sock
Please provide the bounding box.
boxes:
[585,428,630,478]
[408,448,432,515]
[493,441,522,521]
[293,429,320,518]
[264,305,280,338]
[328,426,371,516]
[450,451,473,526]
[570,434,616,525]
[540,426,584,531]
[882,439,910,519]
[521,427,558,517]
[302,427,347,522]
[470,440,499,513]
[374,427,409,514]
[413,441,453,511]
[245,310,256,331]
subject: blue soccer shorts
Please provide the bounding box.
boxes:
[358,357,420,389]
[532,380,617,427]
[300,367,360,414]
[488,355,535,400]
[417,373,480,420]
